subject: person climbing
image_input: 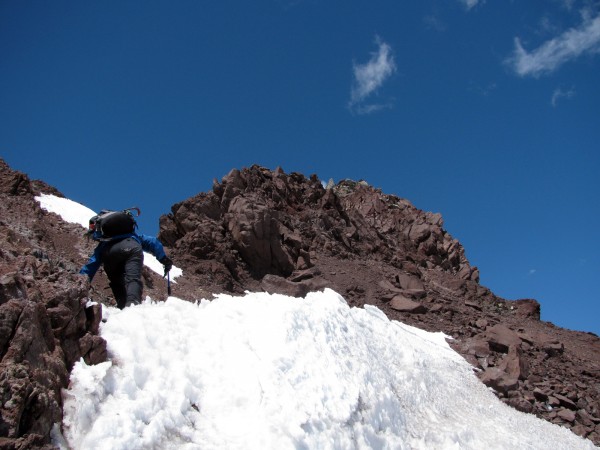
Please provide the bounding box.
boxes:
[80,208,173,309]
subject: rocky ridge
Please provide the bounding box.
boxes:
[159,165,600,446]
[0,160,599,447]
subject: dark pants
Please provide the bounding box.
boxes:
[102,237,144,309]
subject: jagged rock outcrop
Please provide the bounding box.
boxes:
[159,167,478,291]
[0,161,108,448]
[159,165,600,445]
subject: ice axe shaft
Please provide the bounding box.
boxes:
[167,272,171,297]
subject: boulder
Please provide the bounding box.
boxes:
[543,341,564,357]
[486,324,521,353]
[499,347,529,381]
[555,394,578,410]
[512,299,541,320]
[558,409,576,423]
[463,337,490,358]
[395,273,424,291]
[389,295,427,314]
[480,367,519,393]
[261,274,310,298]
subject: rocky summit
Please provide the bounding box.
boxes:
[1,160,599,448]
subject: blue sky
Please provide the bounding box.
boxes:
[1,0,599,335]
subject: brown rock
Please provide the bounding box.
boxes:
[480,367,519,393]
[401,289,427,299]
[227,197,295,277]
[506,397,534,414]
[378,280,402,293]
[533,388,549,402]
[577,409,595,427]
[548,396,561,407]
[555,393,578,410]
[0,434,56,450]
[543,341,565,357]
[557,409,576,422]
[465,299,482,311]
[499,347,529,381]
[475,319,488,330]
[389,295,427,314]
[79,333,108,365]
[512,299,541,319]
[395,273,424,291]
[571,424,589,438]
[261,274,310,298]
[429,304,443,313]
[85,302,103,336]
[0,160,109,445]
[486,324,521,353]
[464,337,490,358]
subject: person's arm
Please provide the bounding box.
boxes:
[138,234,167,261]
[139,234,172,275]
[79,244,103,281]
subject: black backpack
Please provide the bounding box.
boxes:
[89,207,140,241]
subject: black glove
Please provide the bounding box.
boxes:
[159,256,173,276]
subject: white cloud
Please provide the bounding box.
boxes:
[460,0,480,10]
[507,14,600,77]
[353,101,395,115]
[559,0,576,10]
[551,86,576,106]
[349,37,396,114]
[424,14,446,32]
[538,16,561,36]
[468,81,498,97]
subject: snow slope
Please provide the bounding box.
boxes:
[37,193,594,449]
[58,291,594,450]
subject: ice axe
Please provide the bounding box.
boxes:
[166,271,171,297]
[124,206,141,217]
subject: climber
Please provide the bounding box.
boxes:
[80,209,173,309]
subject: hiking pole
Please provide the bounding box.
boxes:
[167,272,172,297]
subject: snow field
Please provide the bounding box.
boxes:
[59,290,594,450]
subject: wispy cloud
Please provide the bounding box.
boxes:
[459,0,481,11]
[424,14,446,32]
[538,16,561,37]
[349,37,396,115]
[468,81,497,97]
[506,14,600,77]
[557,0,576,11]
[551,86,576,106]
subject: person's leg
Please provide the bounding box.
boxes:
[103,257,127,309]
[103,238,142,309]
[123,245,143,307]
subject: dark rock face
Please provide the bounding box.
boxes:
[1,160,599,447]
[159,167,478,295]
[160,165,600,446]
[0,161,108,448]
[0,159,175,448]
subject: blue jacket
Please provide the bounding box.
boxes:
[80,233,167,281]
